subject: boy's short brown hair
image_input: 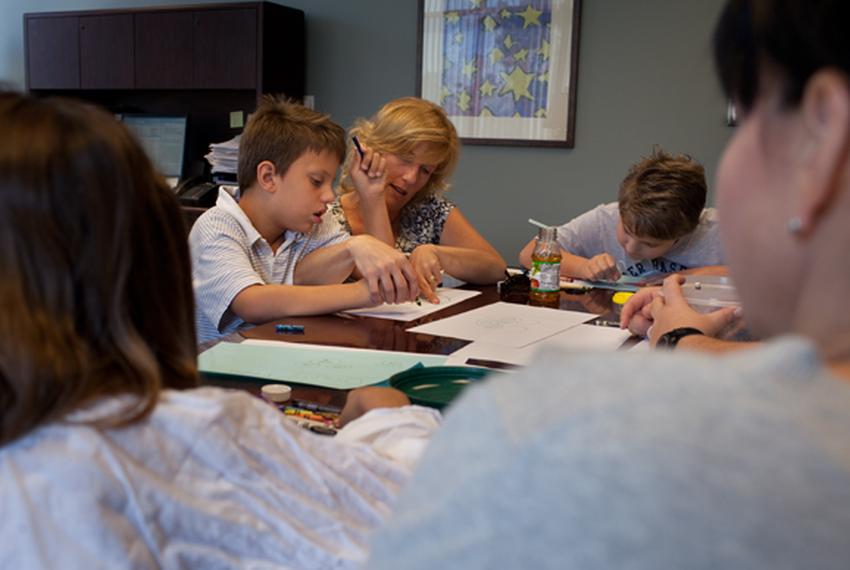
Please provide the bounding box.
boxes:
[617,147,707,241]
[237,96,346,191]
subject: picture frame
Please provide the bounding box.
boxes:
[417,0,582,148]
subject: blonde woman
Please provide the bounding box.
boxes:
[331,97,506,303]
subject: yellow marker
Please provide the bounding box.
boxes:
[612,292,634,305]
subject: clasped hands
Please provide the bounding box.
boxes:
[619,274,743,347]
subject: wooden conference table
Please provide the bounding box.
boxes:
[201,283,626,409]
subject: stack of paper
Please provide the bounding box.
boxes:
[408,302,597,347]
[205,135,240,174]
[406,302,633,369]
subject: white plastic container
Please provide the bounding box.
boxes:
[681,276,740,313]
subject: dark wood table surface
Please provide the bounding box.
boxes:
[201,284,624,409]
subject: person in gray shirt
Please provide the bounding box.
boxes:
[367,0,850,567]
[519,149,726,281]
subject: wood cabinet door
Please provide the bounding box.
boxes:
[80,14,134,89]
[135,12,194,89]
[26,16,80,89]
[193,8,257,89]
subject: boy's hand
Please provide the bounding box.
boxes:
[647,275,741,347]
[349,144,387,203]
[348,235,420,304]
[338,387,411,427]
[619,286,662,336]
[409,244,442,304]
[583,253,620,281]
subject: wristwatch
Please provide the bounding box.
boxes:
[656,327,704,349]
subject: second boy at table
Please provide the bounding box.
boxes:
[519,148,726,281]
[190,97,419,343]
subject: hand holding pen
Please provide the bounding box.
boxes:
[350,136,388,201]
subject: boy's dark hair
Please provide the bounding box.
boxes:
[617,148,707,241]
[237,96,346,191]
[714,0,850,115]
[0,93,198,446]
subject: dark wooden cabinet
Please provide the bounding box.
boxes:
[24,2,305,185]
[80,14,134,89]
[25,15,80,89]
[134,11,194,89]
[24,2,304,97]
[193,8,257,89]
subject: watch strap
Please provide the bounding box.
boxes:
[657,326,705,349]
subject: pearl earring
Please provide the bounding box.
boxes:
[787,216,803,235]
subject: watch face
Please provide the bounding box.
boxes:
[657,332,677,347]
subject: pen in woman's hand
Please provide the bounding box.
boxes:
[352,136,365,159]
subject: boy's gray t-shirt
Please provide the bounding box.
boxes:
[366,338,850,570]
[556,202,724,277]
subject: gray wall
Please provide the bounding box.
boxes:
[0,0,731,262]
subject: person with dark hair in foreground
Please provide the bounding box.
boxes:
[0,93,439,569]
[367,1,850,568]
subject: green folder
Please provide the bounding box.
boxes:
[198,341,448,390]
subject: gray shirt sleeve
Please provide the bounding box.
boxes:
[555,203,618,259]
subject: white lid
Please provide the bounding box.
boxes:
[261,383,292,403]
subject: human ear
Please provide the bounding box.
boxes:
[256,161,278,193]
[793,69,850,238]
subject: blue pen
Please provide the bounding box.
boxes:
[275,324,305,334]
[352,136,365,159]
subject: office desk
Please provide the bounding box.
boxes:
[202,285,624,408]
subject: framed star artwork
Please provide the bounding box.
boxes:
[417,0,581,147]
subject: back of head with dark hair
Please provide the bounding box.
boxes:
[714,0,850,112]
[617,148,707,241]
[0,94,198,446]
[237,96,346,191]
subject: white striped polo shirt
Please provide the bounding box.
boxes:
[189,187,349,343]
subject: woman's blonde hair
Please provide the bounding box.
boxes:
[0,93,199,446]
[338,97,460,204]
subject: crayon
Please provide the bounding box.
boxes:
[291,400,343,414]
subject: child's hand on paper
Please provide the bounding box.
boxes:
[348,236,420,304]
[338,387,411,427]
[409,244,442,304]
[582,253,621,281]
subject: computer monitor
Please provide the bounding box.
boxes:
[122,115,188,189]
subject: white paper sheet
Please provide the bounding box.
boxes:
[444,324,633,368]
[341,288,481,322]
[443,342,535,367]
[408,302,596,347]
[538,324,633,352]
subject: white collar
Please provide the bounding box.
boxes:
[215,187,303,249]
[215,187,263,246]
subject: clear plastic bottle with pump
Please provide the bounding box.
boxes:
[529,226,562,306]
